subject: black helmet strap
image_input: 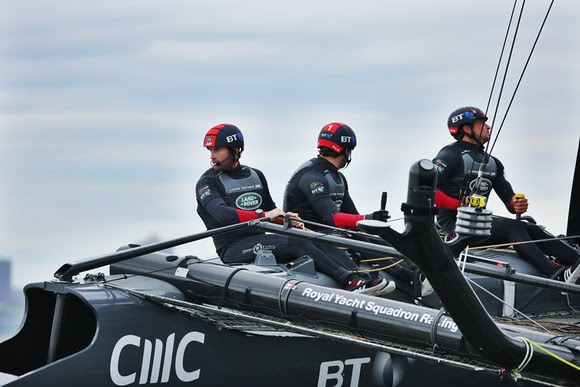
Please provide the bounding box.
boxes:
[461,123,485,145]
[343,149,352,168]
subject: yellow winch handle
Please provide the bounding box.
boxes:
[514,193,525,219]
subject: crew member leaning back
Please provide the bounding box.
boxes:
[433,106,579,281]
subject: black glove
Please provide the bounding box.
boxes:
[365,210,390,222]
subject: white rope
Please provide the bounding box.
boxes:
[466,277,549,332]
[458,247,469,273]
[515,336,534,373]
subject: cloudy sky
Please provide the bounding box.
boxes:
[1,0,578,289]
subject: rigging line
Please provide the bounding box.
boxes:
[466,277,550,333]
[460,1,524,199]
[354,259,405,273]
[519,336,580,371]
[359,256,398,263]
[289,216,399,239]
[211,219,410,276]
[486,0,526,157]
[489,0,555,155]
[464,233,580,250]
[472,1,524,195]
[287,228,407,272]
[565,294,580,313]
[284,216,410,260]
[514,336,534,373]
[485,0,519,116]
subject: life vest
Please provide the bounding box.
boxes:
[460,150,498,197]
[323,169,346,211]
[218,167,264,210]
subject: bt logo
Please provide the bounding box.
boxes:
[317,357,371,387]
[226,134,239,143]
[451,113,464,123]
[110,331,205,386]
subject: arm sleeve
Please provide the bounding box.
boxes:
[433,146,462,201]
[201,197,243,225]
[330,177,365,228]
[297,171,341,225]
[236,207,262,222]
[331,212,365,228]
[297,169,364,228]
[196,178,259,225]
[435,189,462,210]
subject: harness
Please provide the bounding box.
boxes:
[323,169,346,211]
[218,167,264,210]
[461,150,498,198]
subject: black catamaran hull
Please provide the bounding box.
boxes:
[0,276,563,387]
[1,155,579,386]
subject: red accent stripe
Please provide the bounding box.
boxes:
[322,122,346,133]
[211,124,228,131]
[434,190,461,210]
[332,212,364,229]
[318,138,343,153]
[507,197,516,214]
[236,209,257,222]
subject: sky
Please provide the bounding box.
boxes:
[1,0,579,290]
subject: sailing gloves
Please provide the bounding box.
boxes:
[364,210,390,222]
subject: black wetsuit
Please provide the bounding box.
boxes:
[283,157,418,284]
[196,164,358,284]
[433,141,579,276]
[283,157,357,229]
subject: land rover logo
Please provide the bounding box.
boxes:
[469,178,492,195]
[235,192,262,210]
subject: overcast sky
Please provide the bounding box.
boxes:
[1,1,578,289]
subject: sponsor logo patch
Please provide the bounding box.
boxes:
[110,331,205,385]
[310,182,325,195]
[251,243,276,254]
[469,178,492,195]
[235,192,262,210]
[197,185,211,200]
[433,160,447,173]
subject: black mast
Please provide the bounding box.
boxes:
[566,138,580,243]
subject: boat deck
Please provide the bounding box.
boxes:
[494,311,580,339]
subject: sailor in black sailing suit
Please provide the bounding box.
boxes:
[433,106,579,281]
[196,123,393,295]
[283,122,432,297]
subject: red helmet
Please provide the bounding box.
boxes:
[203,124,244,151]
[447,107,488,139]
[317,122,357,153]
